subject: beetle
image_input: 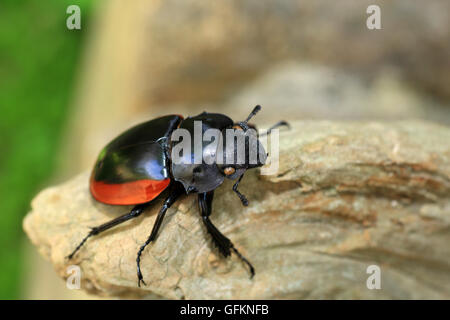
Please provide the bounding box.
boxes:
[67,105,288,287]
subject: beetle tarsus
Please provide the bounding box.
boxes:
[66,229,95,260]
[137,266,147,287]
[232,174,249,207]
[136,240,152,287]
[231,247,255,279]
[137,278,146,287]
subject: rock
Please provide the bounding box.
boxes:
[24,120,450,299]
[223,62,450,124]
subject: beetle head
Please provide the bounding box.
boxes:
[216,125,267,180]
[171,105,266,195]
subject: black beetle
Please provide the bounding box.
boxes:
[67,105,288,286]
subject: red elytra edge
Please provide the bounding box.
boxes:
[90,176,171,205]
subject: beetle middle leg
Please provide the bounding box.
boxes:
[136,183,184,287]
[198,191,255,278]
[67,202,151,260]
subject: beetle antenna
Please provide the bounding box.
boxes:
[238,105,262,131]
[245,105,261,122]
[260,120,290,137]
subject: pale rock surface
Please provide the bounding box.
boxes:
[24,121,450,299]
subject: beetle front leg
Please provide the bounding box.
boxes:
[198,192,255,278]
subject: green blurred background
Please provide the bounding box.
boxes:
[0,0,93,299]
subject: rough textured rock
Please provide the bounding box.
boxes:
[24,120,450,299]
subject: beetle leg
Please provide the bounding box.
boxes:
[198,191,255,279]
[232,174,249,206]
[136,183,184,287]
[66,202,151,260]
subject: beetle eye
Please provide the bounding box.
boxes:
[223,167,236,176]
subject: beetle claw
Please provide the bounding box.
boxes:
[137,279,146,287]
[137,274,147,287]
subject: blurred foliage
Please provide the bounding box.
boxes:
[0,0,93,299]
